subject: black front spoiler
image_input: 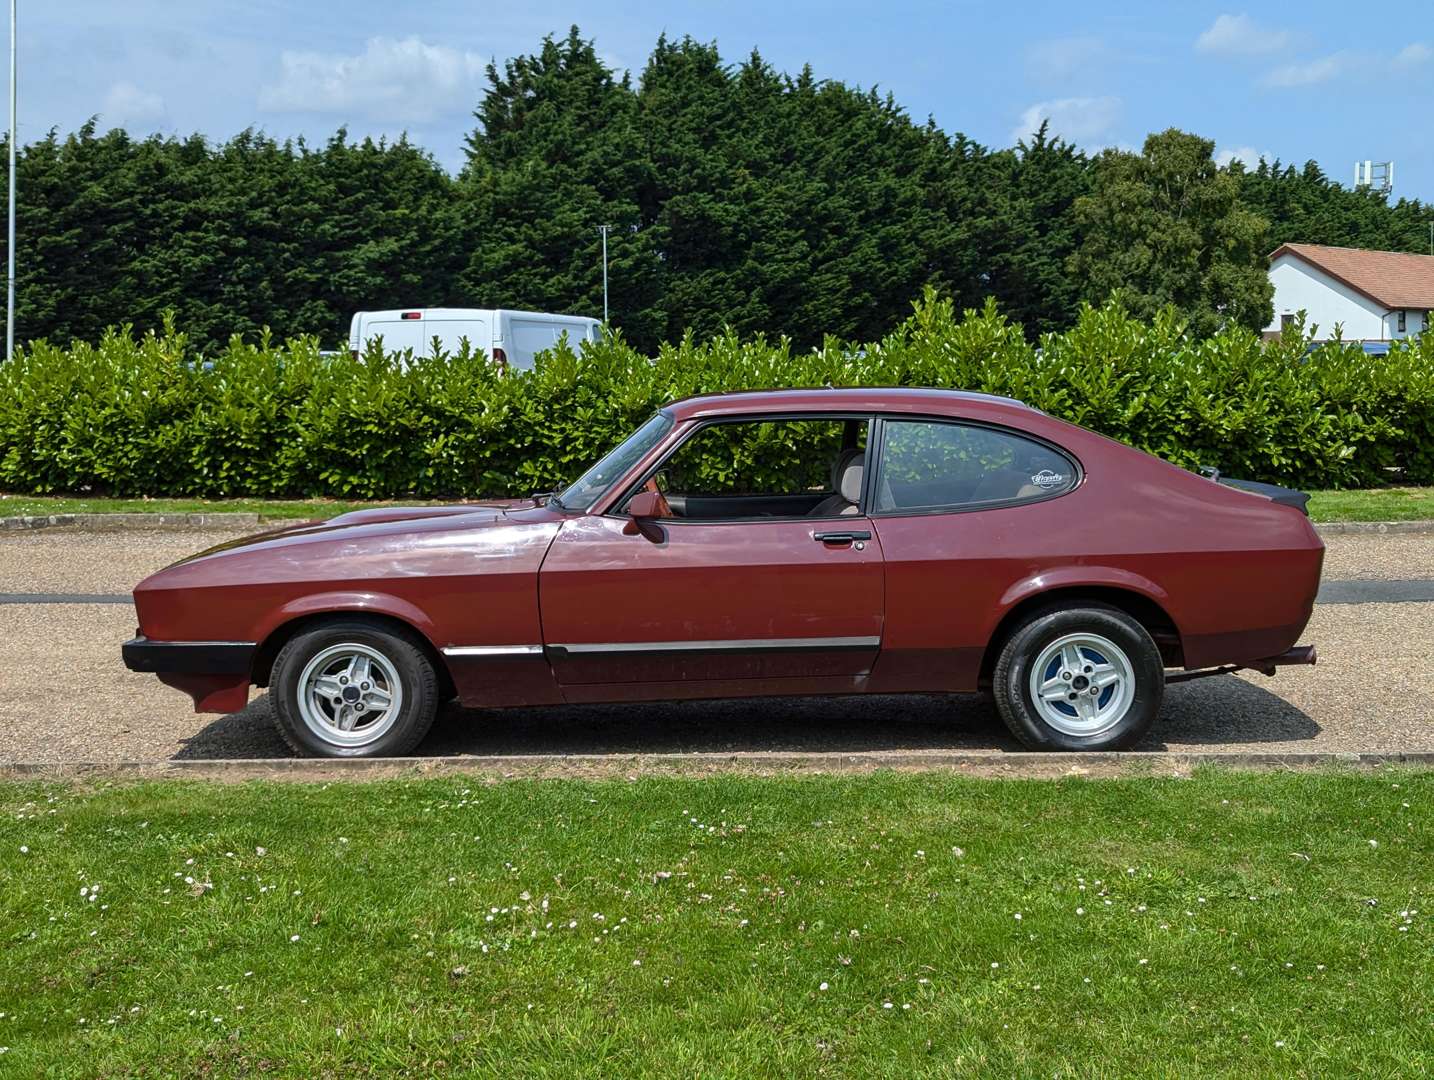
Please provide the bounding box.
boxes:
[122,637,255,674]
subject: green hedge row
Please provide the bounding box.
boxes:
[1,293,1431,498]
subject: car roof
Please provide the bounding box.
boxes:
[665,387,1036,422]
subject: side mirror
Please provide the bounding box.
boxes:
[626,490,665,520]
[623,489,667,540]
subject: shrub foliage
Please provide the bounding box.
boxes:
[1,295,1430,498]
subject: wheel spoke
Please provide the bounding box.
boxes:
[366,686,392,710]
[335,704,357,731]
[1038,675,1071,703]
[349,655,372,686]
[1090,663,1121,689]
[1062,644,1083,675]
[1073,692,1096,720]
[313,675,343,698]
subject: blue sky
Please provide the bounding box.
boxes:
[20,1,1434,198]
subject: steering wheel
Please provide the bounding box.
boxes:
[641,478,673,518]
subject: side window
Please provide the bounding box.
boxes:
[661,419,860,498]
[874,420,1075,513]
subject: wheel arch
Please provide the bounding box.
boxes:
[251,609,455,701]
[978,584,1184,688]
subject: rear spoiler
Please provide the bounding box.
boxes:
[1199,467,1311,516]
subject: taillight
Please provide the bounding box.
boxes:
[401,311,422,320]
[492,347,508,372]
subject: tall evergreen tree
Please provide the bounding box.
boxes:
[458,27,663,347]
[980,123,1091,338]
[11,27,1434,353]
[1237,158,1432,255]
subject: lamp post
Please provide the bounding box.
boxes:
[596,223,611,325]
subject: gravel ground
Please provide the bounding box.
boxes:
[1319,531,1434,581]
[0,527,1430,762]
[0,527,255,593]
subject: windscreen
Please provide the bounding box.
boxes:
[555,411,675,511]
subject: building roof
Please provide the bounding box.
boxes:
[1270,243,1434,310]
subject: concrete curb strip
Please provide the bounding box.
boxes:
[1,511,262,530]
[3,750,1433,782]
[1,511,1433,533]
[1311,520,1434,535]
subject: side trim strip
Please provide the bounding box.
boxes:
[442,645,545,657]
[550,636,881,655]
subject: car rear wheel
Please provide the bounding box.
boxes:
[269,619,440,758]
[992,605,1163,751]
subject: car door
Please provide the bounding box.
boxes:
[864,416,1083,691]
[538,512,884,688]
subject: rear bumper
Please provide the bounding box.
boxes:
[122,637,255,675]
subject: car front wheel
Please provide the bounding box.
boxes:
[992,605,1163,751]
[269,618,440,758]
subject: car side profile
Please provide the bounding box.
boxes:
[122,388,1323,757]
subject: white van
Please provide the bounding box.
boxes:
[347,308,602,371]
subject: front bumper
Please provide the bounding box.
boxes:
[121,636,255,675]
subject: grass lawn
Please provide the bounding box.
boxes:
[3,487,1433,524]
[0,770,1428,1077]
[1303,486,1434,522]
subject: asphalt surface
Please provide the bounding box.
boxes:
[1,526,1431,762]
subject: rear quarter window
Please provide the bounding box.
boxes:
[874,420,1077,513]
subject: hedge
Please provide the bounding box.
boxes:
[1,292,1431,498]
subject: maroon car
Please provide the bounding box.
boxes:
[123,388,1322,756]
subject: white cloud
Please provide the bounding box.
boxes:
[1026,36,1106,82]
[1394,42,1432,67]
[259,36,486,124]
[102,81,165,128]
[1011,96,1121,146]
[1215,145,1269,169]
[1262,52,1348,88]
[1196,14,1292,56]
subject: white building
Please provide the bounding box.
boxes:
[1265,243,1434,341]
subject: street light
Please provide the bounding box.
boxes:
[596,223,612,325]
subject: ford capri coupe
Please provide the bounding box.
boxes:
[123,388,1322,757]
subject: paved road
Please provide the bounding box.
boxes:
[1,526,1431,762]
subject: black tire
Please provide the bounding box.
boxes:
[268,618,440,758]
[992,604,1163,751]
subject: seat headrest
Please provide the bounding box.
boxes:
[837,450,864,504]
[830,447,861,491]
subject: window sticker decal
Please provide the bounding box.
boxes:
[1030,469,1067,490]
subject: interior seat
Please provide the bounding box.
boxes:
[970,466,1043,503]
[809,448,865,516]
